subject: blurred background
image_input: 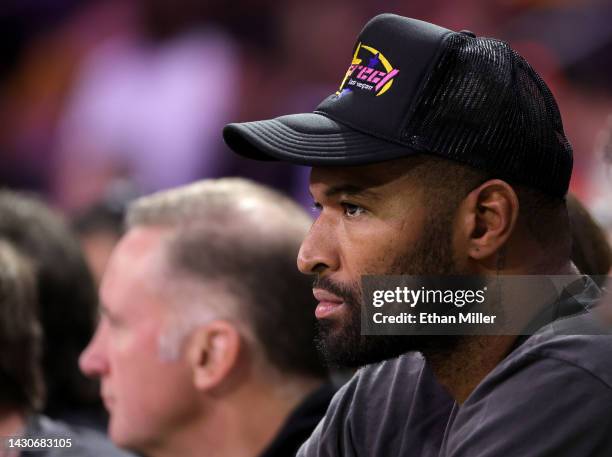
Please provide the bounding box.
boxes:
[1,0,612,234]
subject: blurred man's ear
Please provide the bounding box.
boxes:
[456,179,519,263]
[186,320,241,391]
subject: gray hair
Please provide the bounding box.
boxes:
[127,178,311,233]
[126,178,326,379]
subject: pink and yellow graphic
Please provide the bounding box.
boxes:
[337,42,400,97]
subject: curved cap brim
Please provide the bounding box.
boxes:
[223,112,414,166]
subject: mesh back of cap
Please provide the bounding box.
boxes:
[404,34,573,197]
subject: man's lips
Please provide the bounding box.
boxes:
[313,288,345,319]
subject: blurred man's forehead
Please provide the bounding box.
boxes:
[100,226,173,313]
[116,226,170,256]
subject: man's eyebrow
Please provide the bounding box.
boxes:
[323,184,380,200]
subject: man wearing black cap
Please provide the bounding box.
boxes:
[224,14,612,457]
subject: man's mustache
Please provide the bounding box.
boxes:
[313,276,361,307]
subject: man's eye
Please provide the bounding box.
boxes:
[311,202,322,215]
[342,203,366,217]
[102,313,121,329]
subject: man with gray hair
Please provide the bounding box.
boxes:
[79,178,333,457]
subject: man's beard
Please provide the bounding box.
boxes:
[314,212,463,368]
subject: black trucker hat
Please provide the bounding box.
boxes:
[223,14,573,197]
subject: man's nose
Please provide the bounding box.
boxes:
[79,326,109,379]
[297,217,340,275]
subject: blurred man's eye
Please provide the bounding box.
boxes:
[99,308,121,329]
[311,202,323,215]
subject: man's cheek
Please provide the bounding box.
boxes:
[111,334,130,357]
[107,336,137,370]
[361,251,395,275]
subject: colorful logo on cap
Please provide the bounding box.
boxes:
[336,42,400,97]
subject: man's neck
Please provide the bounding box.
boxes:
[424,335,516,404]
[427,260,577,404]
[147,377,323,457]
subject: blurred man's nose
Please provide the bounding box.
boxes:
[79,327,109,379]
[297,217,340,275]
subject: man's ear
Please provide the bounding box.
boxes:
[457,179,519,261]
[186,320,241,392]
